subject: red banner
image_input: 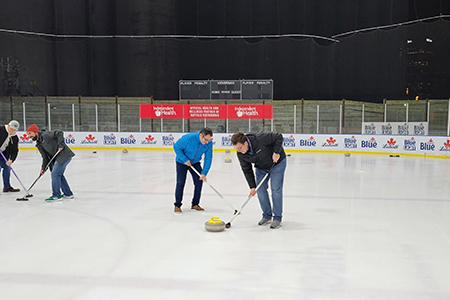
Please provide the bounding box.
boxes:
[227,105,273,119]
[140,104,273,119]
[184,105,227,119]
[140,104,183,119]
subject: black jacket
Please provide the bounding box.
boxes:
[0,125,19,162]
[36,130,75,170]
[236,132,286,189]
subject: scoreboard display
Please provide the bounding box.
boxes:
[179,80,210,100]
[210,80,241,99]
[179,79,273,100]
[241,80,273,100]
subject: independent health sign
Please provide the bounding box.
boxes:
[139,104,273,119]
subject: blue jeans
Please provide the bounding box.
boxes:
[255,158,287,222]
[0,159,12,189]
[51,157,73,197]
[175,162,203,208]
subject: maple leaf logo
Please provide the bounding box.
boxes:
[67,134,73,138]
[20,134,30,141]
[444,140,450,149]
[387,138,396,146]
[129,134,134,138]
[145,135,154,142]
[327,137,336,144]
[371,137,376,141]
[309,136,314,140]
[429,139,434,143]
[86,134,95,141]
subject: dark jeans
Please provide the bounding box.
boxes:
[0,159,12,189]
[174,162,203,208]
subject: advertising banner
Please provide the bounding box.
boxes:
[17,131,450,157]
[362,122,428,135]
[184,105,227,119]
[140,104,184,119]
[140,104,273,119]
[226,105,273,119]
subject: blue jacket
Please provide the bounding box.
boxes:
[174,132,213,175]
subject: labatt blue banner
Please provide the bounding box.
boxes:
[17,132,450,157]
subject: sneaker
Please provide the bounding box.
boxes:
[45,195,64,201]
[174,206,182,214]
[270,220,282,229]
[63,194,74,199]
[191,205,204,211]
[3,187,20,192]
[258,217,272,226]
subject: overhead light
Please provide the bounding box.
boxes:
[407,40,412,43]
[426,38,432,43]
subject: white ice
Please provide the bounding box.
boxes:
[0,149,450,300]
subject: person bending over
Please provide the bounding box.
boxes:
[231,131,287,229]
[26,124,75,201]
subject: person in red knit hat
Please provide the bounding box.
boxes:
[26,124,75,201]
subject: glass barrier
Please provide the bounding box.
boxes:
[1,97,448,135]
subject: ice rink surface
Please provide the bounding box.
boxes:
[1,149,450,300]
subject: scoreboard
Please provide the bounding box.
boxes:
[210,80,241,99]
[179,79,273,100]
[179,80,210,100]
[241,80,273,100]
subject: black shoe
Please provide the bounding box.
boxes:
[3,187,20,192]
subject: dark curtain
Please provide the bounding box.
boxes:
[1,0,449,101]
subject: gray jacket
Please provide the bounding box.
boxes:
[36,130,75,170]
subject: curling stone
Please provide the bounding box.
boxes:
[205,216,226,232]
[224,157,232,163]
[225,149,231,153]
[122,149,128,153]
[344,153,351,157]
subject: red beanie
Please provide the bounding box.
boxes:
[27,124,39,133]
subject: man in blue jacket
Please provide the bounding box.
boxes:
[173,127,213,213]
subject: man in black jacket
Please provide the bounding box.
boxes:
[231,131,287,229]
[26,124,75,201]
[0,120,20,192]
